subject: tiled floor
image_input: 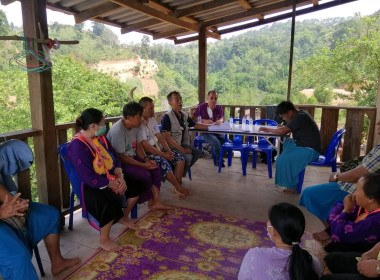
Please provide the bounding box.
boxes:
[32,157,331,279]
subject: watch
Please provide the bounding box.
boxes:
[333,173,339,182]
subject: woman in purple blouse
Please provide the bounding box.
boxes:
[68,108,141,252]
[315,173,380,253]
[238,202,322,280]
[193,90,227,167]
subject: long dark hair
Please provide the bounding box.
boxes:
[269,203,319,280]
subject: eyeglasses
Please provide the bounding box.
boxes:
[266,225,273,230]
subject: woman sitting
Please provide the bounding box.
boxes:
[68,108,142,252]
[238,202,322,280]
[313,173,380,253]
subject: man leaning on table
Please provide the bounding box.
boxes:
[161,91,209,178]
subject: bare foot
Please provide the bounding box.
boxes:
[312,230,331,241]
[51,257,81,276]
[99,238,122,252]
[119,216,138,230]
[152,201,173,211]
[171,187,190,198]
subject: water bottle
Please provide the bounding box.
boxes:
[242,116,246,130]
[197,115,202,123]
[249,117,253,131]
[229,116,233,128]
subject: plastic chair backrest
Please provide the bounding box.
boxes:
[58,142,83,202]
[232,118,243,143]
[58,142,101,231]
[324,129,346,164]
[252,119,278,144]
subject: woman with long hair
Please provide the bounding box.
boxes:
[238,202,322,280]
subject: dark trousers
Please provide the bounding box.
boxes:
[321,251,380,280]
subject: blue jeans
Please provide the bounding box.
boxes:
[201,133,226,162]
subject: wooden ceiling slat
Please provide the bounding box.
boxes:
[202,0,311,28]
[153,27,189,39]
[175,0,234,18]
[59,0,83,8]
[147,0,199,25]
[75,2,121,23]
[121,18,161,33]
[110,0,220,39]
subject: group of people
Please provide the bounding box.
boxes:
[3,95,380,280]
[238,102,380,279]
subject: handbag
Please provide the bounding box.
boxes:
[0,203,29,232]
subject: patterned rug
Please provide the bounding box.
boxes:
[63,207,325,280]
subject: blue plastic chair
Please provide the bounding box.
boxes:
[218,119,248,176]
[193,131,217,166]
[244,119,278,178]
[58,142,137,231]
[297,128,346,194]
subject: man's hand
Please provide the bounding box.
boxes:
[343,194,356,213]
[329,172,338,182]
[162,151,175,161]
[259,127,270,132]
[203,119,213,124]
[361,245,380,261]
[0,193,29,219]
[214,120,222,125]
[357,260,379,278]
[143,160,157,170]
[181,148,192,154]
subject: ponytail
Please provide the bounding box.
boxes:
[288,244,318,280]
[269,203,319,280]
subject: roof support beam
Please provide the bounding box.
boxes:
[218,0,358,35]
[20,0,61,210]
[74,2,122,23]
[175,0,233,18]
[110,0,220,39]
[121,18,161,34]
[198,27,207,103]
[237,0,252,9]
[153,28,189,40]
[202,0,312,28]
[0,0,17,5]
[287,2,296,101]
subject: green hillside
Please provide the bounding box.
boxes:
[0,10,379,133]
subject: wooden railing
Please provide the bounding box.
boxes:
[0,104,376,217]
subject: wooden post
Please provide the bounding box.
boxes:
[198,26,207,104]
[21,0,61,209]
[286,2,296,101]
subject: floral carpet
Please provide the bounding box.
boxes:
[63,207,325,280]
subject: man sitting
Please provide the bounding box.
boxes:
[139,97,190,197]
[0,183,80,279]
[161,91,209,177]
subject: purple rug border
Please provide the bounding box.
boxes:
[61,205,318,279]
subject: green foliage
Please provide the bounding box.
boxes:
[313,85,334,104]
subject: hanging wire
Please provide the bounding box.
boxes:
[9,37,52,72]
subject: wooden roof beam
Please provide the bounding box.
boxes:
[312,0,319,5]
[121,18,161,34]
[202,0,312,28]
[153,28,189,40]
[237,0,252,9]
[110,0,220,39]
[218,0,358,35]
[174,35,199,45]
[74,2,122,23]
[146,0,199,25]
[175,0,233,18]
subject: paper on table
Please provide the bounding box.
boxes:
[208,121,232,131]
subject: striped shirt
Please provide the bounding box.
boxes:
[338,145,380,193]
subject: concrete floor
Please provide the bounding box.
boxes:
[32,157,331,279]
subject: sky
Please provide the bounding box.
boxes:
[0,0,379,45]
